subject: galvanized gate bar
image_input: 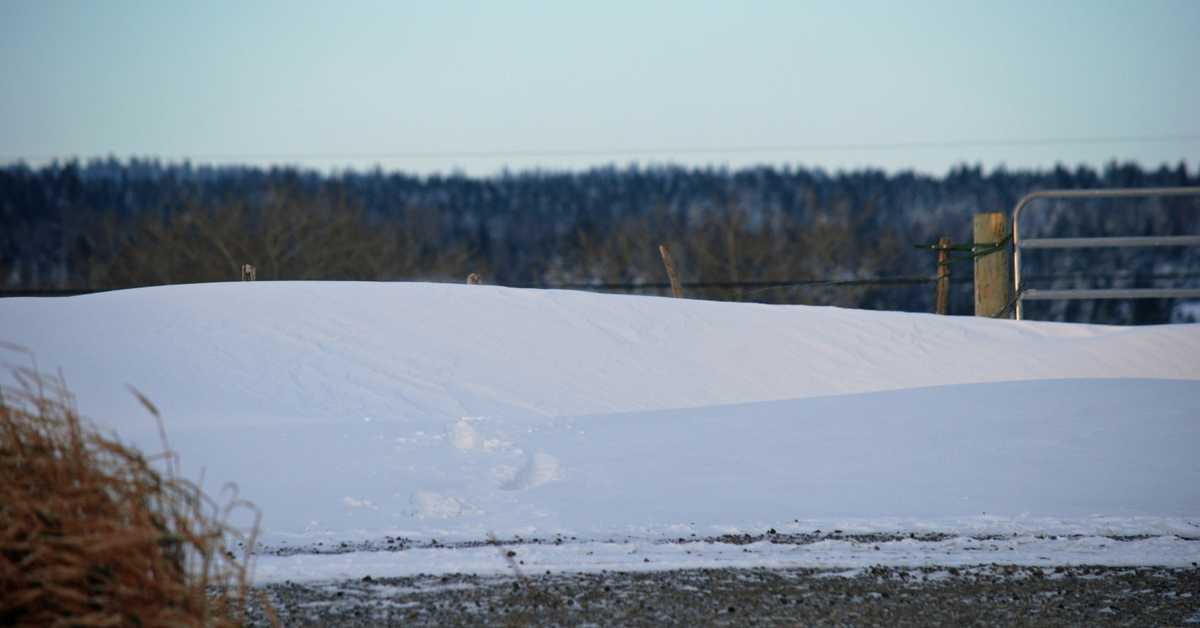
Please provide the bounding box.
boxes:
[1011,186,1200,320]
[1023,288,1200,300]
[1019,235,1200,248]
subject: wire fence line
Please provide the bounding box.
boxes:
[522,276,936,293]
[2,277,934,299]
[533,271,1200,296]
[6,271,1198,300]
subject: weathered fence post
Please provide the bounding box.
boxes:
[241,264,256,281]
[936,237,951,315]
[659,244,683,298]
[974,213,1011,317]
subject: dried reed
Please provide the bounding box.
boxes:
[0,352,274,627]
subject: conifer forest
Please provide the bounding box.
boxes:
[3,158,1198,324]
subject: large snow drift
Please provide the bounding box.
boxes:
[3,282,1198,579]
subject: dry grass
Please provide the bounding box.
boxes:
[0,350,275,627]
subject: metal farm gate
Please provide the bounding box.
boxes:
[1011,187,1200,320]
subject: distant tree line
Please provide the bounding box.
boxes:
[2,158,1197,324]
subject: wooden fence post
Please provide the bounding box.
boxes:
[241,265,256,281]
[936,237,951,315]
[973,213,1011,317]
[659,244,683,298]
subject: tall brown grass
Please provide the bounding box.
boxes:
[0,351,274,627]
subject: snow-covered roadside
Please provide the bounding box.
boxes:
[153,378,1200,558]
[252,534,1200,584]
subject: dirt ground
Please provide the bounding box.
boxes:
[245,564,1200,627]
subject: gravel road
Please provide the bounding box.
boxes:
[245,564,1200,627]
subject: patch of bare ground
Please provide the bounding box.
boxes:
[245,564,1200,627]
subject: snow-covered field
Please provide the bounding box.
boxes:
[3,282,1199,582]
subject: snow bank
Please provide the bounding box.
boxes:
[4,281,1197,426]
[3,281,1198,575]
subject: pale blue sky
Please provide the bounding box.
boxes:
[2,0,1198,176]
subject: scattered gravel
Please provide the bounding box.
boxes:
[244,564,1200,627]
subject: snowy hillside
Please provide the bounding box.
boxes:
[2,282,1198,581]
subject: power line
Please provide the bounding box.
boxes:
[5,133,1198,163]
